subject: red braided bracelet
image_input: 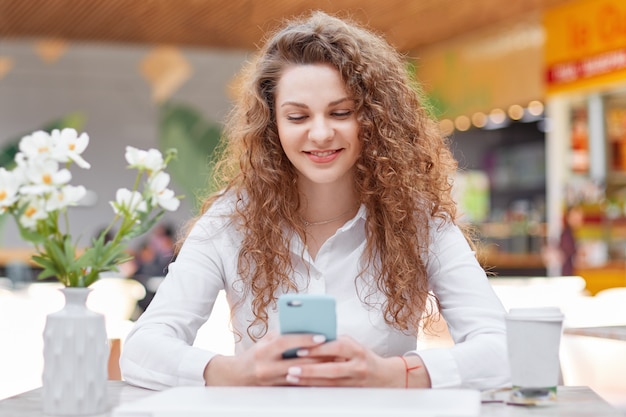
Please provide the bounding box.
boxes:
[398,356,422,388]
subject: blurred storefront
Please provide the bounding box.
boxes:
[417,0,626,291]
[544,0,626,293]
[416,13,549,276]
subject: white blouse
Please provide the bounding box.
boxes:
[120,194,511,391]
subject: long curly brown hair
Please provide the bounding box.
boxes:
[185,11,460,340]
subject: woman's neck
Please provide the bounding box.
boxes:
[298,185,359,226]
[298,184,360,260]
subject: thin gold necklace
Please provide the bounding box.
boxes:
[301,206,357,227]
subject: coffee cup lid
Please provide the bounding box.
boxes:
[505,307,564,322]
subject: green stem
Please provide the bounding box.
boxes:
[132,170,143,194]
[63,208,70,238]
[101,213,121,243]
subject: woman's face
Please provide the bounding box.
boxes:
[275,63,361,190]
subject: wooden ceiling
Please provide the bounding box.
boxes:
[0,0,572,52]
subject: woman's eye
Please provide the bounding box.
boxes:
[332,110,354,118]
[286,115,307,121]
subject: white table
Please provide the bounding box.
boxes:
[565,325,626,341]
[0,381,623,417]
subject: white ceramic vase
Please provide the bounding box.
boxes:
[42,287,109,415]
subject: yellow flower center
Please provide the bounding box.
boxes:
[25,206,37,218]
[38,146,49,153]
[42,174,52,184]
[69,144,76,151]
[0,190,6,200]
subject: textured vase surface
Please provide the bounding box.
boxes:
[42,287,109,415]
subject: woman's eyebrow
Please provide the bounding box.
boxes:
[280,101,307,108]
[280,97,353,108]
[330,97,353,106]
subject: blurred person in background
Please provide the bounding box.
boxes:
[131,222,177,314]
[559,205,584,276]
[542,205,584,276]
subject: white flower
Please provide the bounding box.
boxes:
[111,188,147,216]
[125,146,165,172]
[0,168,21,211]
[51,128,91,169]
[18,196,48,229]
[20,160,71,194]
[148,171,180,211]
[18,130,55,161]
[46,185,87,211]
[156,188,179,211]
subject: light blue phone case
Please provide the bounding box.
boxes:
[278,294,337,359]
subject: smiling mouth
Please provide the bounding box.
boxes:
[306,150,339,157]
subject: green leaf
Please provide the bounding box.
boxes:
[126,212,165,240]
[99,243,131,268]
[31,254,58,273]
[42,239,68,278]
[63,235,76,265]
[37,268,58,282]
[83,270,100,287]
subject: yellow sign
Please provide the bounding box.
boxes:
[545,0,626,94]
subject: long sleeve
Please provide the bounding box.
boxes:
[412,222,511,390]
[120,214,231,390]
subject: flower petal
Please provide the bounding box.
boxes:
[125,146,164,172]
[157,190,180,211]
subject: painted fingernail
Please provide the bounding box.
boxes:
[296,349,309,357]
[288,366,302,376]
[286,374,300,384]
[312,334,326,343]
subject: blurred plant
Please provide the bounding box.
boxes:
[159,102,221,208]
[0,128,181,287]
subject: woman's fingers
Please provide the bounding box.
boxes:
[298,335,359,360]
[282,337,359,385]
[244,333,330,385]
[282,336,404,387]
[274,334,328,358]
[246,335,420,388]
[285,360,375,387]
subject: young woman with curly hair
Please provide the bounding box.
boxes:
[121,11,510,391]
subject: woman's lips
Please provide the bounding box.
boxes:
[305,149,342,163]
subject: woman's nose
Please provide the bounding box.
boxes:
[308,117,333,142]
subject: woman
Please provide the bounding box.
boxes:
[120,11,510,391]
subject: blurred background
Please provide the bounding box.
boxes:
[1,0,625,412]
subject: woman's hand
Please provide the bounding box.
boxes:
[203,332,329,386]
[282,335,432,388]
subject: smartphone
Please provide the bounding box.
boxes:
[278,293,337,358]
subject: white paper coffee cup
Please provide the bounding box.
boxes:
[505,307,564,401]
